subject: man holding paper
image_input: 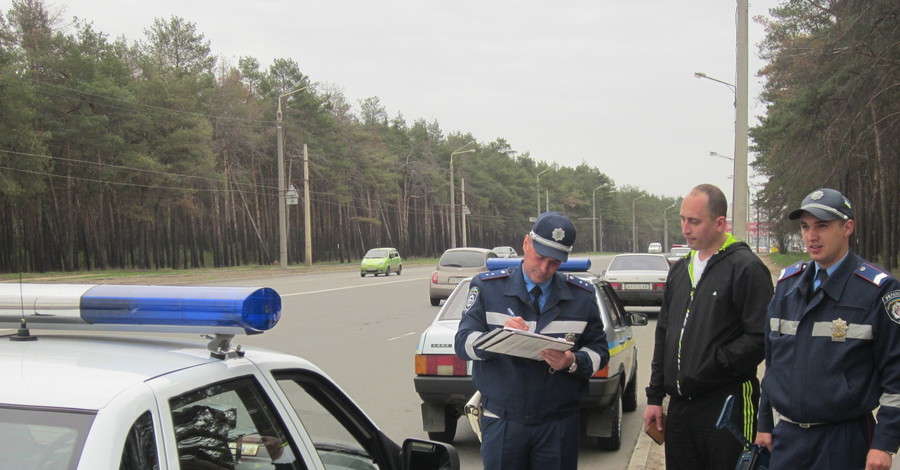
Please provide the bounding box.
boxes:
[455,211,608,470]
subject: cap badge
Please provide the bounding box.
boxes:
[831,318,848,342]
[552,227,565,242]
[810,190,824,200]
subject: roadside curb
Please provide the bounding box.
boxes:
[626,428,659,470]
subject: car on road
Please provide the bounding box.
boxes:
[666,246,692,265]
[647,242,663,254]
[491,246,518,258]
[360,247,402,276]
[428,247,497,306]
[414,258,648,450]
[0,283,458,470]
[603,253,670,306]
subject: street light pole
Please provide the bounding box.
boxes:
[592,185,608,253]
[276,83,311,268]
[536,168,551,217]
[632,194,647,253]
[663,203,677,250]
[449,143,475,248]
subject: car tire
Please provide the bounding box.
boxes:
[385,266,391,276]
[596,385,623,451]
[430,297,440,306]
[360,273,365,277]
[426,406,458,443]
[623,366,638,413]
[397,265,402,275]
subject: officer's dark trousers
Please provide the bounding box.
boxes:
[480,412,579,470]
[664,379,759,470]
[769,414,872,469]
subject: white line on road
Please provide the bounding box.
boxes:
[387,332,417,342]
[279,277,429,297]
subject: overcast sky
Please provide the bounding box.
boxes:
[13,0,780,200]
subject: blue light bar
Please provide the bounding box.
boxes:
[486,257,592,272]
[0,284,281,335]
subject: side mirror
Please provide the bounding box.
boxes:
[629,312,649,326]
[401,438,460,470]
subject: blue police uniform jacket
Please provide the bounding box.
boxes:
[758,251,900,453]
[454,265,609,425]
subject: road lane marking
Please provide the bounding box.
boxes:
[387,332,417,342]
[280,277,430,297]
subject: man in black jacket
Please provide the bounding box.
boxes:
[643,184,773,470]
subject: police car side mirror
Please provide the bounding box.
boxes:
[628,312,649,327]
[401,439,460,470]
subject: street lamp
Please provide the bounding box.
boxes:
[695,67,749,241]
[450,142,475,248]
[592,184,610,253]
[276,83,312,268]
[663,203,677,250]
[632,194,647,253]
[536,168,551,217]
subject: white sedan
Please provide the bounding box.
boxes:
[0,284,457,470]
[602,253,670,307]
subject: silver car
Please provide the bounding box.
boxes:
[428,247,497,306]
[603,253,670,306]
[491,246,518,258]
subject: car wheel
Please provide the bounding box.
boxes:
[360,273,365,277]
[385,266,391,276]
[397,265,402,275]
[426,406,458,443]
[623,368,638,412]
[430,297,440,306]
[597,385,623,451]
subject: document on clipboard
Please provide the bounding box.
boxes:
[473,327,574,361]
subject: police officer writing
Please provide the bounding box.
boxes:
[756,188,900,470]
[643,184,773,470]
[454,212,608,470]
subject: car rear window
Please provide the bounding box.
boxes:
[438,280,471,321]
[609,256,669,271]
[439,251,486,268]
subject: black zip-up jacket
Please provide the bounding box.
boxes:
[646,237,772,404]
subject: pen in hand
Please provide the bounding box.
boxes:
[505,308,527,330]
[507,308,516,317]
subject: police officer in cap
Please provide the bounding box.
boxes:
[455,211,608,470]
[756,188,900,469]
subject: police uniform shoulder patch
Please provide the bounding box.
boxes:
[855,263,892,287]
[565,274,594,292]
[882,290,900,325]
[465,286,480,311]
[478,269,509,281]
[778,262,806,282]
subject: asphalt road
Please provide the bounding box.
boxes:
[208,254,659,469]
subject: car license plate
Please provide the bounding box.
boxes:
[625,283,650,290]
[448,277,465,284]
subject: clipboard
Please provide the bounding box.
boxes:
[473,327,573,361]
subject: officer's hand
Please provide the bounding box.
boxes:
[504,316,528,330]
[643,405,664,432]
[865,449,893,470]
[754,432,772,452]
[540,349,573,371]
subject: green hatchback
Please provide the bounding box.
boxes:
[360,247,402,276]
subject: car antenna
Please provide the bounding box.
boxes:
[10,270,36,342]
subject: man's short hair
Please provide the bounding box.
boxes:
[691,184,728,220]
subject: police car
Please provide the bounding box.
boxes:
[414,259,647,450]
[0,284,458,470]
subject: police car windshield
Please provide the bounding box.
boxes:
[364,249,388,258]
[0,406,95,470]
